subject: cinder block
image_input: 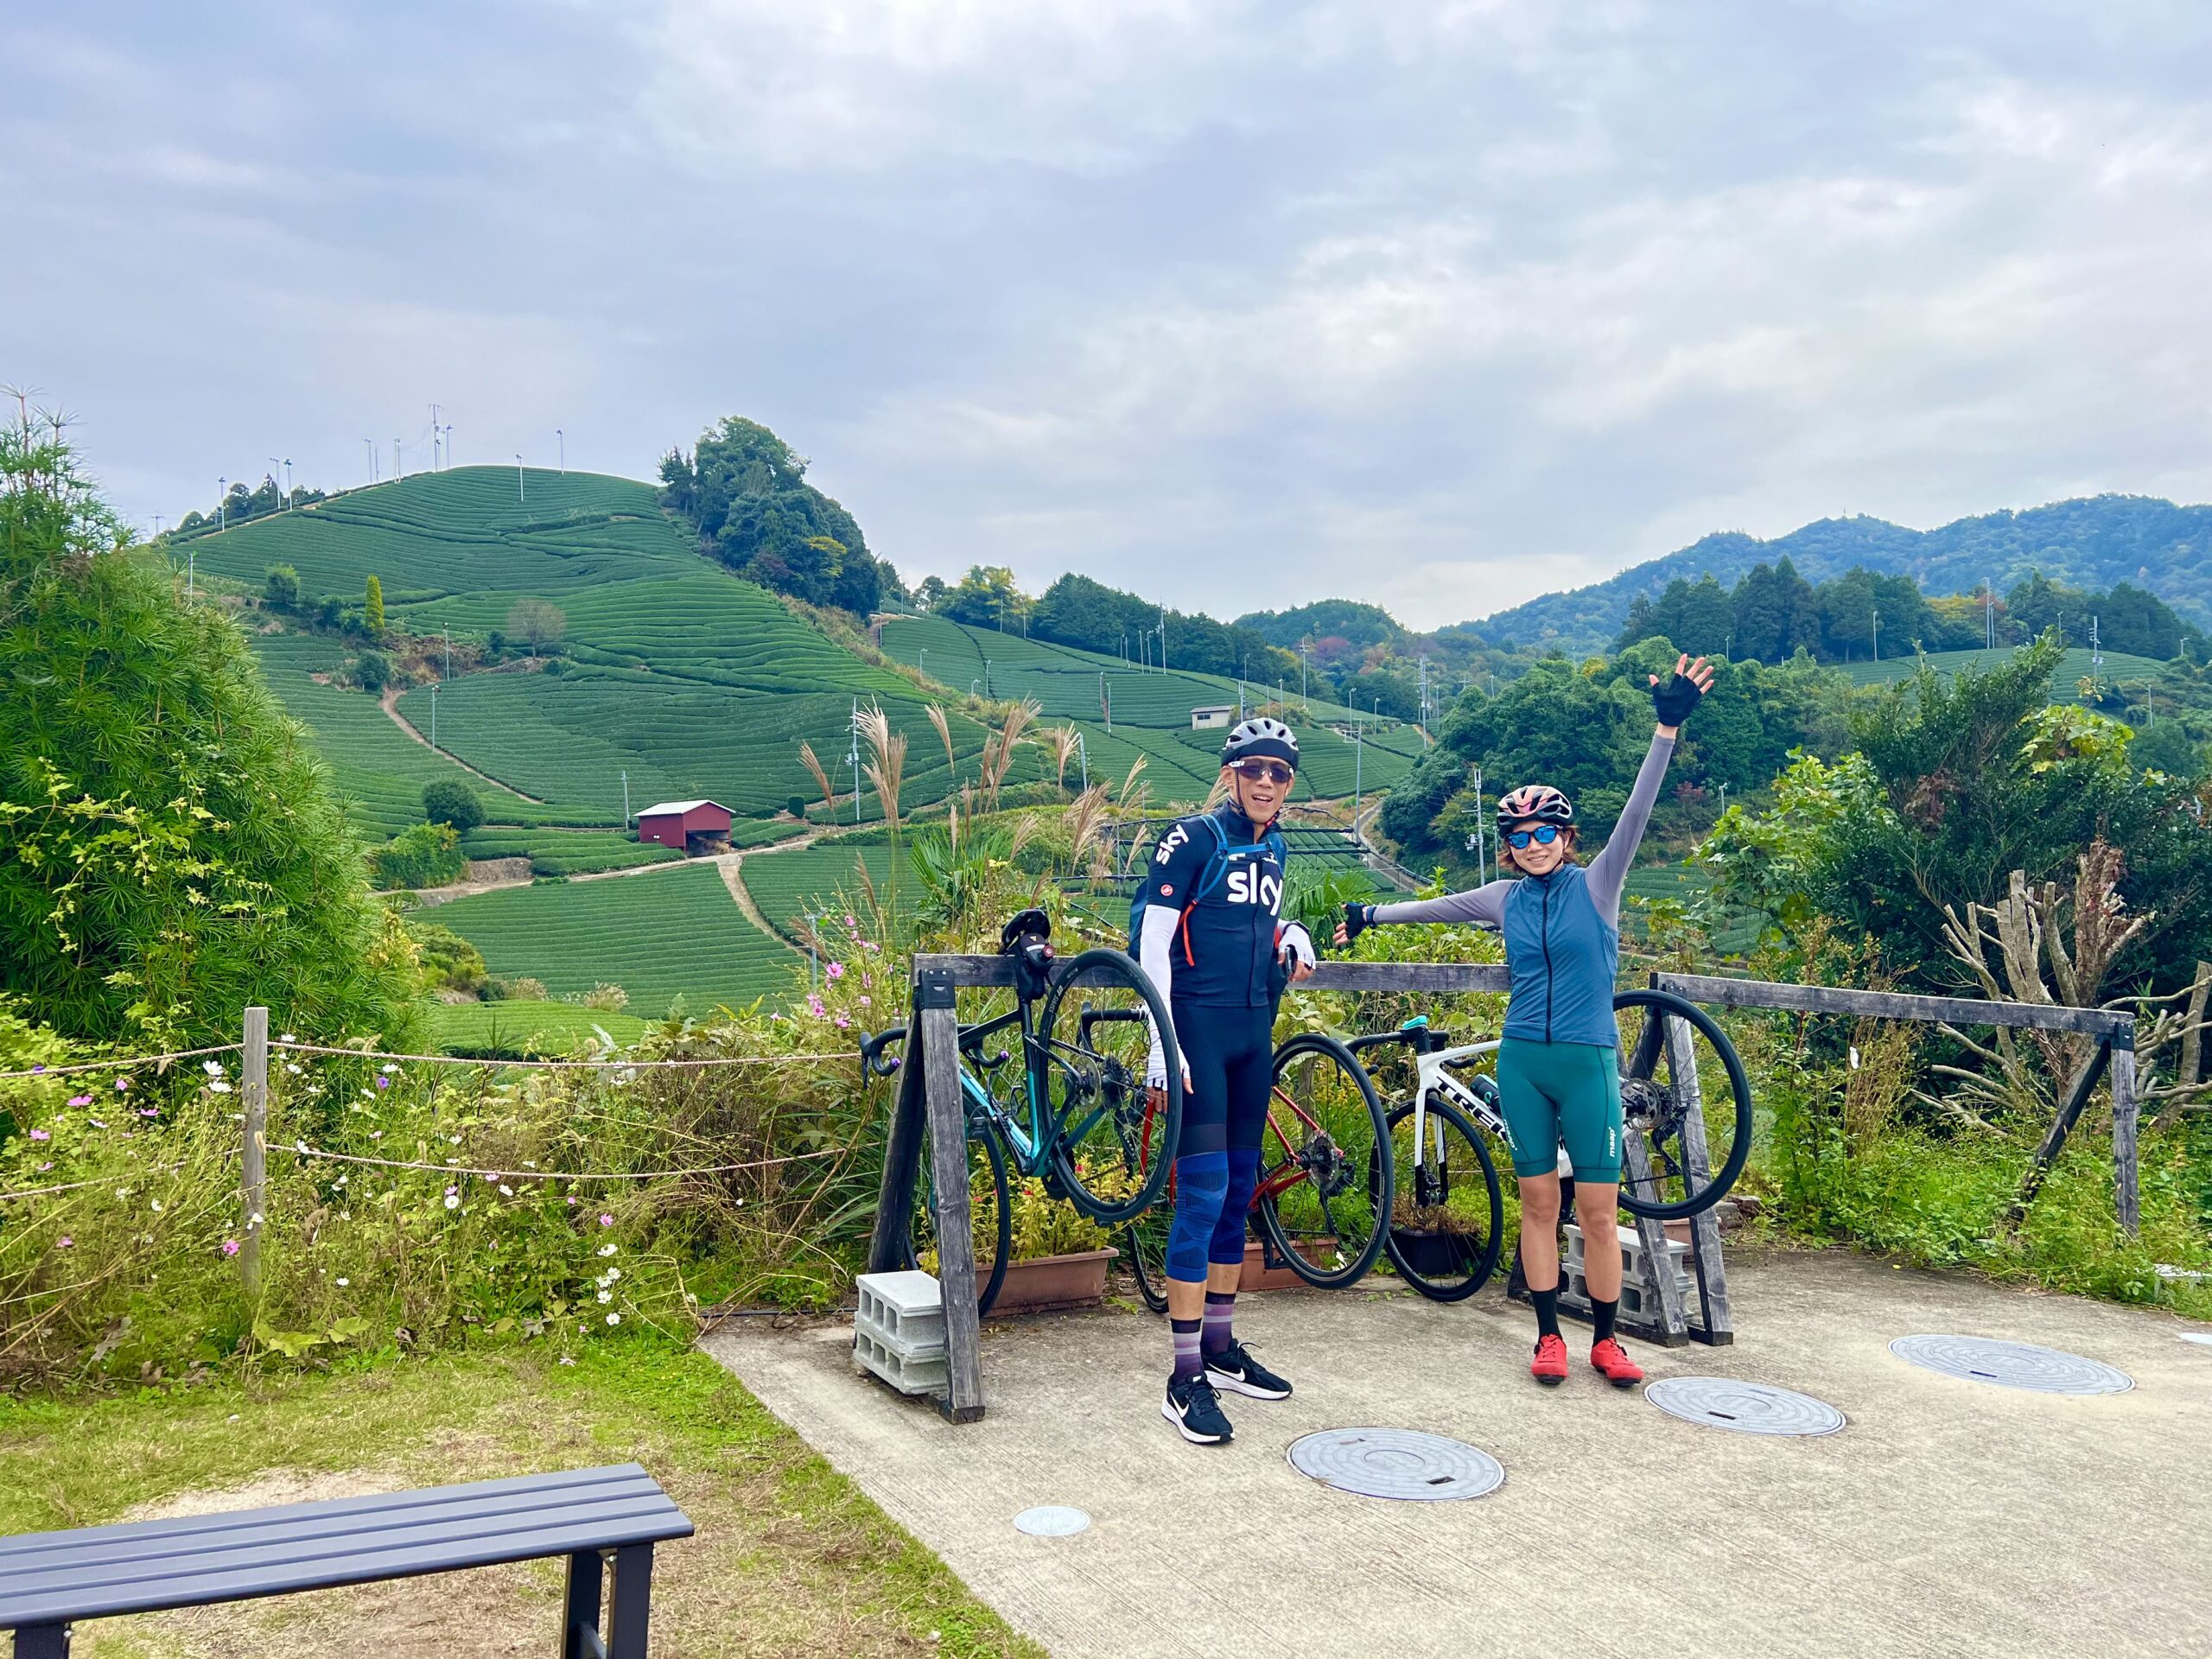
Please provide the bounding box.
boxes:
[1560,1223,1692,1321]
[852,1328,949,1395]
[855,1269,946,1359]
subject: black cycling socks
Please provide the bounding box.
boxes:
[1171,1317,1204,1382]
[1530,1284,1560,1342]
[1202,1290,1236,1356]
[1591,1295,1618,1344]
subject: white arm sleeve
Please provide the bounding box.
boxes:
[1139,904,1184,1088]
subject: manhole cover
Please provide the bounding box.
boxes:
[1644,1376,1846,1436]
[1287,1428,1503,1502]
[1013,1506,1090,1536]
[1890,1335,2133,1395]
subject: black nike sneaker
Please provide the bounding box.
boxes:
[1205,1338,1293,1401]
[1162,1372,1235,1444]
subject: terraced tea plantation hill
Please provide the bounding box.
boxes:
[740,843,899,941]
[878,613,1425,800]
[429,863,798,1016]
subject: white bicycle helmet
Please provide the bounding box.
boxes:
[1220,716,1299,771]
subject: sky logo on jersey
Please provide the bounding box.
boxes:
[1225,866,1283,910]
[1154,824,1191,865]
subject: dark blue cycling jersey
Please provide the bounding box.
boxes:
[1145,801,1287,1007]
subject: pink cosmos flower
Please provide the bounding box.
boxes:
[68,1095,92,1108]
[221,1239,239,1256]
[825,961,844,981]
[115,1077,129,1090]
[28,1128,48,1142]
[599,1213,614,1227]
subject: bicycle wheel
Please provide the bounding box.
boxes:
[1381,1093,1505,1301]
[1124,1189,1172,1314]
[1254,1033,1394,1290]
[1040,949,1183,1224]
[1612,988,1753,1221]
[905,1110,1012,1318]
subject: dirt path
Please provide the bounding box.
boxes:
[714,829,832,953]
[378,687,544,803]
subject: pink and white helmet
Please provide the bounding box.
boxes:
[1496,783,1573,829]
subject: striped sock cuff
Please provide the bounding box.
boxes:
[1202,1291,1235,1354]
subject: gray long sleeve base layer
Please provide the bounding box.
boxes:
[1372,732,1676,931]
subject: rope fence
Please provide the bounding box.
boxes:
[0,1045,242,1082]
[270,1041,859,1071]
[281,1142,845,1183]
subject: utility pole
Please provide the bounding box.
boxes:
[1300,643,1309,709]
[1872,605,1879,663]
[556,429,564,474]
[621,770,630,826]
[365,438,377,484]
[1077,729,1088,791]
[430,404,442,468]
[395,437,404,478]
[429,682,438,750]
[515,454,525,502]
[1418,656,1431,737]
[849,699,862,826]
[1472,766,1486,883]
[984,658,993,698]
[1354,719,1363,823]
[2091,614,2103,669]
[443,626,451,683]
[1158,604,1167,674]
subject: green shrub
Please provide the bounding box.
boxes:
[405,918,486,993]
[0,414,410,1047]
[354,649,392,692]
[787,796,808,818]
[422,780,485,831]
[365,574,385,638]
[371,822,466,890]
[264,563,301,610]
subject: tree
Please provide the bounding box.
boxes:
[264,564,301,611]
[662,416,892,613]
[422,780,484,831]
[506,598,566,662]
[0,410,410,1044]
[914,575,947,613]
[941,566,1032,632]
[354,650,392,692]
[1728,558,1819,663]
[365,574,385,639]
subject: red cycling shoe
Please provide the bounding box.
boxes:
[1589,1338,1644,1388]
[1530,1333,1569,1386]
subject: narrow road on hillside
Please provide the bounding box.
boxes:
[715,830,835,956]
[378,687,545,803]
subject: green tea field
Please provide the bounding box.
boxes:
[1841,645,2166,691]
[423,1001,653,1057]
[741,844,899,940]
[429,863,798,1015]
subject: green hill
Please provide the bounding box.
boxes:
[1472,494,2212,655]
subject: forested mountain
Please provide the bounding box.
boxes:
[1475,494,2212,655]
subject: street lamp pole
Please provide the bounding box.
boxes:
[515,454,525,503]
[556,429,564,474]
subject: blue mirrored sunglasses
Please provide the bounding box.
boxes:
[1506,824,1562,849]
[1230,761,1294,785]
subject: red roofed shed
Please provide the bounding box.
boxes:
[635,799,734,854]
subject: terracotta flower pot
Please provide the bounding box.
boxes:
[986,1248,1117,1317]
[1237,1236,1338,1292]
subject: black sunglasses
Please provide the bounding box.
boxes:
[1506,825,1563,849]
[1230,761,1294,785]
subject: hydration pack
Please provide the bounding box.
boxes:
[1127,814,1287,957]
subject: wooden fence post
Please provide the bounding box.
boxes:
[915,966,985,1422]
[2109,1026,2139,1237]
[241,1006,268,1297]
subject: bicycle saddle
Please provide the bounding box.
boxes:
[997,907,1052,955]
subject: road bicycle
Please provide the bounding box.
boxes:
[1121,1032,1395,1311]
[858,909,1185,1318]
[1347,988,1753,1303]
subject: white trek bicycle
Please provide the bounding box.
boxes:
[1344,988,1753,1303]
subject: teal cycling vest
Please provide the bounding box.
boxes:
[1500,864,1618,1047]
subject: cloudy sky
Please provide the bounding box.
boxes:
[5,2,2209,627]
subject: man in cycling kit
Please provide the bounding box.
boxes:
[1141,717,1318,1445]
[1339,654,1712,1389]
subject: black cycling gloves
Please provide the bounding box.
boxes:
[1342,901,1376,943]
[1650,671,1706,728]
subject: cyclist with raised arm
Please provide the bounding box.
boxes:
[1139,716,1318,1445]
[1338,655,1713,1389]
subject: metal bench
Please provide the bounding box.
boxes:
[0,1462,693,1658]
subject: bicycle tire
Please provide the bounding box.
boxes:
[1612,988,1753,1221]
[1040,948,1184,1224]
[1125,1203,1172,1313]
[1254,1033,1395,1290]
[1380,1093,1505,1301]
[904,1109,1012,1318]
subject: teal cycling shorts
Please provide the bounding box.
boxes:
[1495,1037,1622,1183]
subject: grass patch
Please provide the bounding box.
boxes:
[0,1343,1042,1658]
[423,1000,652,1055]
